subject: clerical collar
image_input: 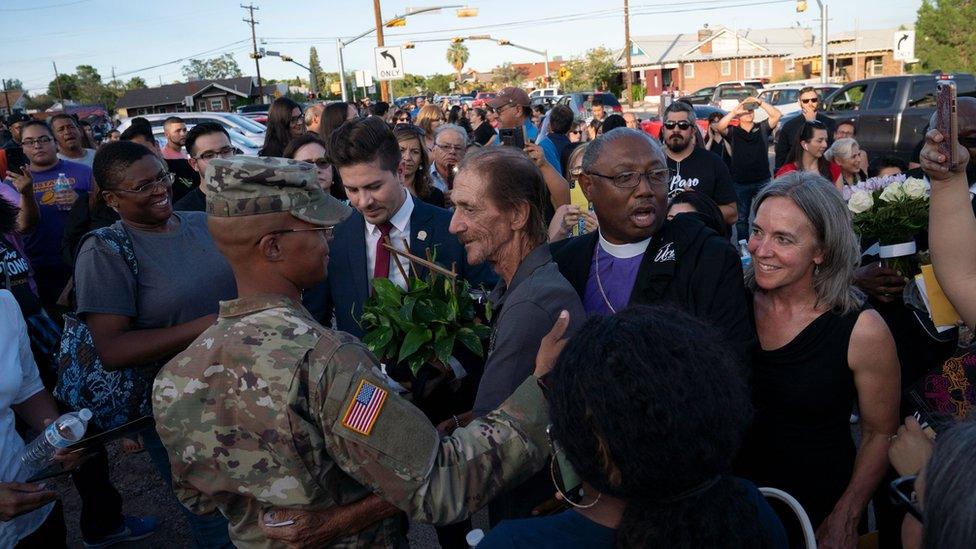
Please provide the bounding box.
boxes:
[598,232,651,259]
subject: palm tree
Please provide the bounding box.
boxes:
[446,43,470,85]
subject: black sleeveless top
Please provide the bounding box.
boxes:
[737,305,862,528]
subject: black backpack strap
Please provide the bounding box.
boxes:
[78,223,139,278]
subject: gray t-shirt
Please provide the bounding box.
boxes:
[74,211,236,330]
[57,148,97,167]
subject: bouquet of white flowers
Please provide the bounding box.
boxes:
[843,174,929,276]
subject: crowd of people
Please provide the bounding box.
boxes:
[0,82,975,549]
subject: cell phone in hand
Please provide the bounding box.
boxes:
[498,127,525,149]
[935,78,958,165]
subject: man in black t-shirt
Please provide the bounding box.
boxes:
[661,101,738,226]
[715,96,782,237]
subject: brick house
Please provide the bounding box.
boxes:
[115,77,281,118]
[619,25,912,97]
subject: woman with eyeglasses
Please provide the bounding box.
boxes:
[393,125,445,208]
[415,105,446,153]
[73,141,237,547]
[259,97,304,158]
[283,134,333,192]
[774,120,840,181]
[479,305,787,548]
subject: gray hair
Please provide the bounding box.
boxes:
[304,102,324,126]
[745,171,865,314]
[923,417,976,549]
[823,137,859,162]
[663,100,698,125]
[581,127,661,173]
[433,123,468,146]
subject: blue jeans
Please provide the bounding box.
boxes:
[735,178,770,239]
[142,427,234,549]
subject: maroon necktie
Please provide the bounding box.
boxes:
[372,222,394,280]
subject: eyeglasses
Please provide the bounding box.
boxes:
[194,146,236,161]
[114,172,175,195]
[800,97,819,104]
[21,135,54,148]
[585,168,669,189]
[889,476,923,522]
[290,115,304,124]
[663,120,693,130]
[261,225,335,243]
[302,157,331,169]
[435,143,465,153]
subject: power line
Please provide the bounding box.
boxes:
[112,39,251,78]
[0,0,91,11]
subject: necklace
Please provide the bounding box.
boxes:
[594,249,617,314]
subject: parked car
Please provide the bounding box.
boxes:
[530,95,560,110]
[641,103,727,139]
[529,87,560,99]
[152,125,261,156]
[718,79,767,89]
[683,83,759,108]
[118,112,266,144]
[472,92,496,108]
[554,92,623,121]
[756,84,841,119]
[778,74,976,159]
[235,103,270,114]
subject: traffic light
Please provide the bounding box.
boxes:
[249,52,263,59]
[796,0,807,12]
[404,42,415,49]
[457,7,478,17]
[386,17,406,27]
[451,37,464,44]
[281,55,293,62]
[498,39,510,46]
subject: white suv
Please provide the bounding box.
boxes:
[118,112,266,144]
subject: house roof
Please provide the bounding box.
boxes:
[116,77,259,109]
[792,27,908,59]
[621,26,815,67]
[0,90,24,110]
[509,60,566,81]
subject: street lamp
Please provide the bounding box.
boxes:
[335,4,476,102]
[263,50,317,96]
[797,0,829,84]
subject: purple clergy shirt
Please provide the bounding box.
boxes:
[582,244,644,317]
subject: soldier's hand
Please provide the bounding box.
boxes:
[261,508,329,548]
[534,310,571,379]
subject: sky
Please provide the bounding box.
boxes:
[3,0,925,96]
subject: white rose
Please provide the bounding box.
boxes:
[848,190,874,214]
[879,182,905,203]
[902,177,928,199]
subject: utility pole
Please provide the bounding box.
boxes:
[623,0,633,107]
[1,78,10,116]
[372,0,387,102]
[242,4,265,103]
[52,61,64,105]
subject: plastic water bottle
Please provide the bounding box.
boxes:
[20,408,91,472]
[738,239,752,270]
[53,172,72,211]
[465,528,485,548]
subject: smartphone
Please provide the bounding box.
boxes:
[498,127,525,149]
[935,79,958,165]
[743,102,760,111]
[5,146,28,173]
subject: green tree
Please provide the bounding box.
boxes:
[126,77,147,90]
[425,74,454,94]
[74,65,106,104]
[492,63,527,88]
[558,47,621,94]
[446,43,470,83]
[2,79,23,90]
[47,73,78,100]
[392,74,427,97]
[309,47,327,94]
[181,53,243,81]
[915,0,976,73]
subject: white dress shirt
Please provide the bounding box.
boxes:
[365,191,414,291]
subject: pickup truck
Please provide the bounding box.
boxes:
[816,73,975,159]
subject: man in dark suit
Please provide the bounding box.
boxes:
[549,128,755,358]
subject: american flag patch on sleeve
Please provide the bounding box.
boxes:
[341,379,388,436]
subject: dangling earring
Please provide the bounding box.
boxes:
[814,263,821,276]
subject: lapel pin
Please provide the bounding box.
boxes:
[417,230,428,242]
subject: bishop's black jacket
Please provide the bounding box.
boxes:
[549,212,756,362]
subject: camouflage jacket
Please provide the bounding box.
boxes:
[152,294,549,548]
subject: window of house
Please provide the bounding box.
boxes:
[866,56,884,76]
[209,98,223,111]
[785,58,795,72]
[720,60,731,76]
[683,64,694,79]
[744,58,772,78]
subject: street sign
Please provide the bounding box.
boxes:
[354,69,373,89]
[893,30,916,61]
[374,46,405,81]
[558,66,571,81]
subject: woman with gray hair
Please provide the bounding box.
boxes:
[824,137,866,189]
[736,171,900,547]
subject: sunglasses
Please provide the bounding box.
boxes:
[801,97,819,104]
[664,120,693,130]
[303,157,331,169]
[889,476,923,523]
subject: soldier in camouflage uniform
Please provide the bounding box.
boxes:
[152,156,562,548]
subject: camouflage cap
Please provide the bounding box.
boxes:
[204,156,350,226]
